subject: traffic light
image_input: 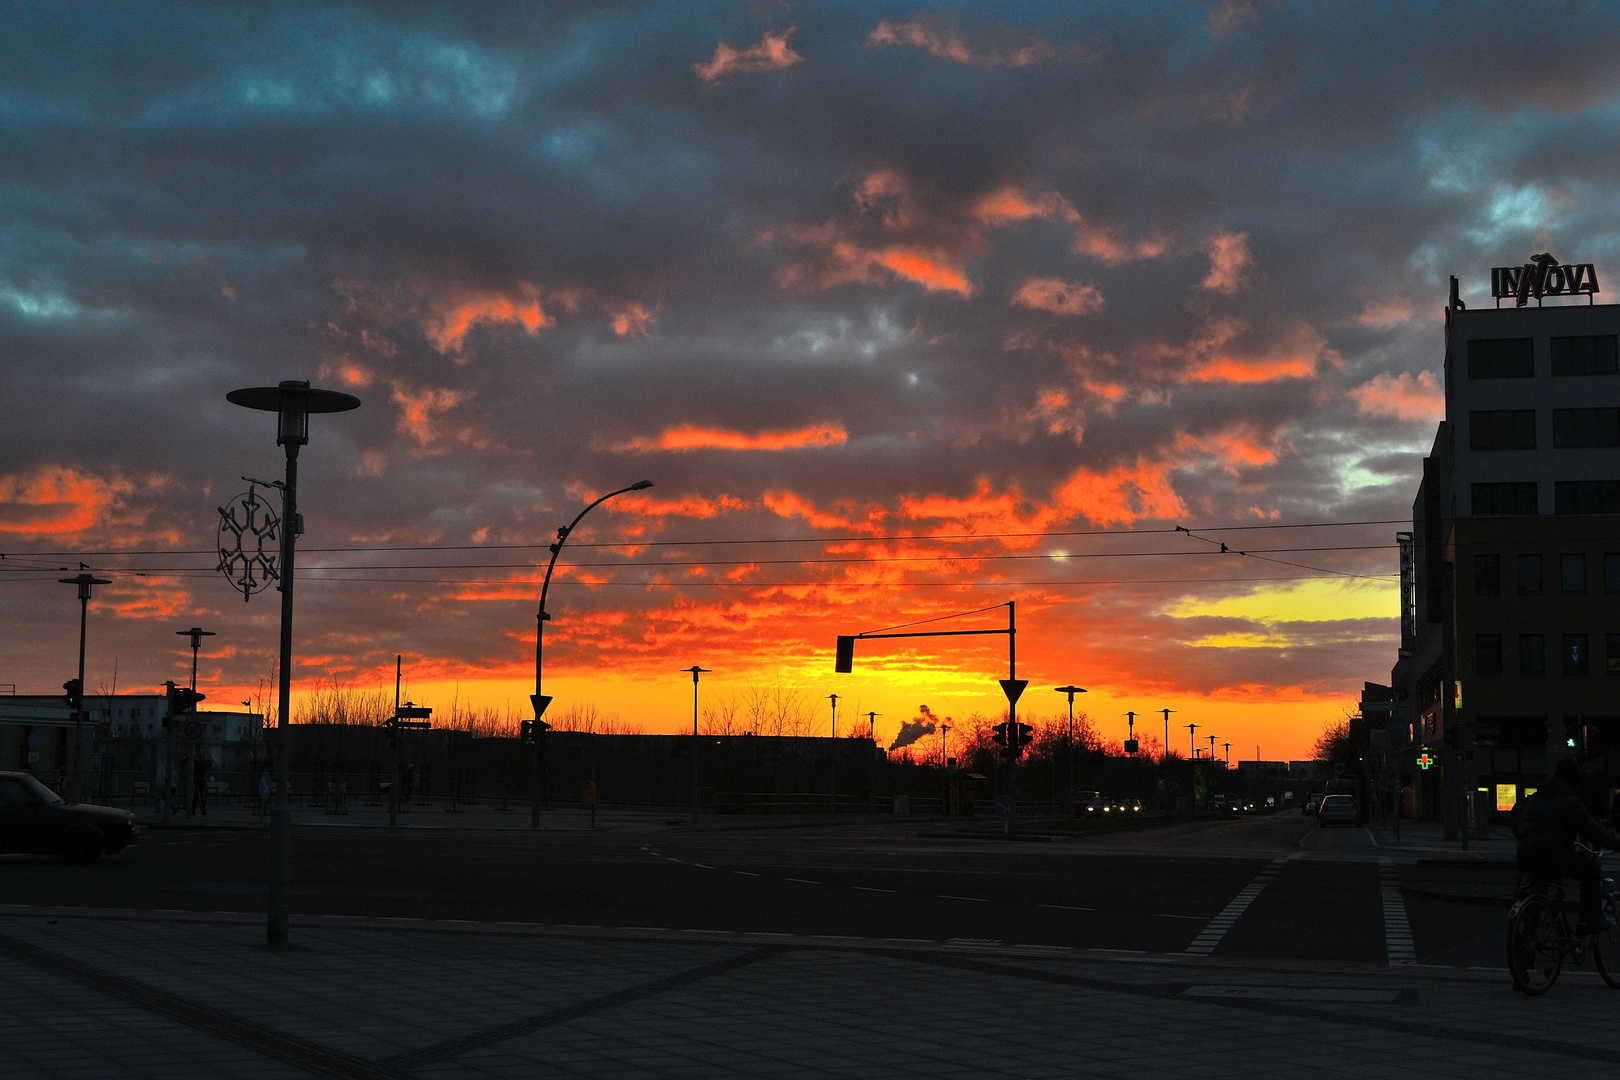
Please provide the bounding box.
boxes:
[384,716,398,748]
[1562,717,1585,754]
[991,721,1011,750]
[1014,723,1034,750]
[62,678,82,714]
[520,719,551,743]
[834,635,855,673]
[1123,739,1140,755]
[163,680,205,723]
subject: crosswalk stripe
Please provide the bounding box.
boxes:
[1379,856,1417,965]
[1184,854,1299,955]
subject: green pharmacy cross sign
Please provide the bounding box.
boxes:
[1417,751,1436,771]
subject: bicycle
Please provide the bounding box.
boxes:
[1506,845,1620,994]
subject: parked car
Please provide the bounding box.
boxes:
[1317,794,1359,828]
[0,771,138,861]
[1302,792,1325,815]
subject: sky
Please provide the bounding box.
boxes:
[5,2,1620,761]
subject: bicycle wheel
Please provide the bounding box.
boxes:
[1592,897,1620,988]
[1507,896,1563,995]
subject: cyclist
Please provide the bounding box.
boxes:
[1515,757,1620,936]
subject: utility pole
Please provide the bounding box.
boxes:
[1186,723,1200,759]
[866,711,880,741]
[176,627,215,818]
[683,666,709,825]
[59,569,110,803]
[940,722,951,816]
[1053,685,1086,809]
[1160,708,1176,763]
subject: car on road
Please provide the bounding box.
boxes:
[1316,794,1359,828]
[1074,791,1110,815]
[1120,798,1143,813]
[0,770,138,861]
[1302,792,1325,815]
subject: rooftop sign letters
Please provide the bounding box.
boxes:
[1491,253,1599,307]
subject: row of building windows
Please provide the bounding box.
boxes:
[1468,335,1619,379]
[1471,481,1620,516]
[1469,408,1620,450]
[1474,552,1620,596]
[1476,633,1620,677]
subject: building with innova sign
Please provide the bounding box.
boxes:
[1391,256,1620,836]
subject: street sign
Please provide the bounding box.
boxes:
[998,679,1028,704]
[530,694,554,718]
[994,795,1015,821]
[397,705,432,719]
[396,720,432,730]
[183,719,203,741]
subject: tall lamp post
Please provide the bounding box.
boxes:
[827,693,839,814]
[58,570,111,803]
[227,379,360,949]
[683,666,709,824]
[1052,685,1086,807]
[530,481,653,828]
[176,628,216,819]
[1159,708,1175,763]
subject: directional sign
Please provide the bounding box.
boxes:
[397,705,432,719]
[530,694,554,718]
[994,795,1016,821]
[998,679,1029,705]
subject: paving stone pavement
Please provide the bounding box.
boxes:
[3,910,1619,1079]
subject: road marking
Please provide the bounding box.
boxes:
[691,863,714,869]
[785,878,820,885]
[1155,913,1206,921]
[1184,853,1298,956]
[938,895,989,903]
[1038,904,1094,912]
[1182,985,1403,1003]
[852,886,896,893]
[733,871,760,877]
[1379,856,1417,965]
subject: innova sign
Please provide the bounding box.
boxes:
[1491,253,1599,307]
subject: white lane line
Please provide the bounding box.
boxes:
[1038,904,1094,912]
[691,863,715,869]
[1184,853,1299,956]
[733,871,760,877]
[938,895,989,903]
[785,878,821,885]
[852,886,896,893]
[1379,856,1417,966]
[1155,914,1207,921]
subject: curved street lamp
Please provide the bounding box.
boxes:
[529,480,652,828]
[227,379,360,949]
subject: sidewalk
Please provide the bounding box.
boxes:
[5,907,1620,1079]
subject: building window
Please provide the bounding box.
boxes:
[1554,480,1620,515]
[1520,634,1546,676]
[1518,554,1544,595]
[1468,337,1535,378]
[1470,410,1537,450]
[1472,482,1538,516]
[1564,634,1590,676]
[1608,633,1620,676]
[1474,554,1501,596]
[1562,554,1588,595]
[1476,635,1503,676]
[1553,408,1620,448]
[1551,334,1619,376]
[1607,554,1620,594]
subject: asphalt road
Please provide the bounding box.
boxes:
[0,811,1509,968]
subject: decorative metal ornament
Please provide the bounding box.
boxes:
[217,480,281,601]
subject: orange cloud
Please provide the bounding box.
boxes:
[427,286,550,353]
[619,424,848,453]
[1173,317,1334,384]
[391,384,474,445]
[1011,276,1104,316]
[973,185,1167,265]
[605,300,656,336]
[1354,296,1416,329]
[611,493,750,519]
[1350,370,1442,422]
[867,18,1061,68]
[1201,230,1252,294]
[762,490,884,532]
[0,465,132,538]
[774,222,975,296]
[896,460,1185,535]
[694,27,804,86]
[1174,428,1280,474]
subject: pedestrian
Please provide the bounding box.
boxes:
[191,753,212,815]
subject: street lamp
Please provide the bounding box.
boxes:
[682,666,710,824]
[172,627,216,822]
[827,693,839,814]
[1052,685,1086,806]
[58,569,110,803]
[530,481,653,828]
[1159,708,1176,763]
[227,378,360,949]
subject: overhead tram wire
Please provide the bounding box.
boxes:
[5,515,1418,559]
